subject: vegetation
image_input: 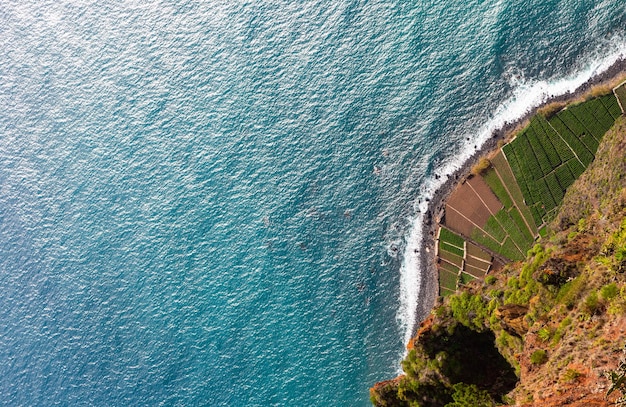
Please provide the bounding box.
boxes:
[445,383,494,407]
[471,157,491,176]
[372,90,626,406]
[530,349,547,365]
[504,94,619,227]
[606,348,626,405]
[439,227,466,248]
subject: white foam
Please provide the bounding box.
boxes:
[396,39,626,358]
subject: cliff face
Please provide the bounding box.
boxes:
[371,116,626,407]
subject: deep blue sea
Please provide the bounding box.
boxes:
[0,1,624,405]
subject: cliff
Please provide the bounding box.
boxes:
[371,111,626,406]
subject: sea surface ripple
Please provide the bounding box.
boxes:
[0,0,624,405]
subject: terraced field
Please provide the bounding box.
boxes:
[434,91,623,296]
[504,93,620,226]
[436,226,492,295]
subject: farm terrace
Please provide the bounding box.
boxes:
[435,89,625,296]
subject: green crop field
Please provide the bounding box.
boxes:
[585,99,615,130]
[500,237,525,261]
[440,287,455,297]
[483,216,507,243]
[602,92,623,118]
[440,241,464,257]
[570,106,604,141]
[483,168,514,208]
[566,158,586,178]
[508,206,533,241]
[532,116,563,165]
[504,94,619,227]
[544,172,564,203]
[459,272,476,285]
[437,93,620,296]
[470,228,502,255]
[490,152,537,234]
[527,129,553,175]
[529,205,543,227]
[439,268,458,292]
[548,116,594,165]
[497,209,532,249]
[554,163,575,190]
[439,227,465,247]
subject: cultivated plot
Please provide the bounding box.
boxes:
[434,93,622,296]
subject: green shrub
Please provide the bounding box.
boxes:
[551,316,573,346]
[471,157,491,176]
[557,273,587,309]
[600,283,619,301]
[402,349,426,379]
[449,292,489,331]
[530,349,548,365]
[563,368,581,383]
[608,286,626,315]
[537,327,551,342]
[584,291,600,315]
[485,275,497,285]
[507,277,520,290]
[445,383,494,407]
[606,351,626,404]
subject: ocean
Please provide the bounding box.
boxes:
[0,0,624,405]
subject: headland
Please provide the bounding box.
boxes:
[375,57,626,406]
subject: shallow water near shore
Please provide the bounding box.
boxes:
[0,1,625,406]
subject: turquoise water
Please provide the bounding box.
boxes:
[0,1,624,405]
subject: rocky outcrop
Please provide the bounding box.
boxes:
[369,377,406,407]
[495,304,529,337]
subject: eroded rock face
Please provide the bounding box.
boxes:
[495,304,529,337]
[371,316,518,407]
[537,257,578,287]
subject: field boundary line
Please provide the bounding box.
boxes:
[466,180,501,216]
[544,119,586,168]
[493,156,537,237]
[446,204,503,244]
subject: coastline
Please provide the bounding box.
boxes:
[412,57,626,339]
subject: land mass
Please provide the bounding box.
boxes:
[372,64,626,406]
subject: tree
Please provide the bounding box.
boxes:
[444,383,494,407]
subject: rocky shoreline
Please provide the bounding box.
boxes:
[412,57,626,338]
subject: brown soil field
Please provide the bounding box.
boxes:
[467,175,503,215]
[443,206,476,236]
[463,263,487,278]
[466,242,492,261]
[447,181,493,228]
[464,255,491,271]
[439,250,463,268]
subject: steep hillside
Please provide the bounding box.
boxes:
[371,116,626,407]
